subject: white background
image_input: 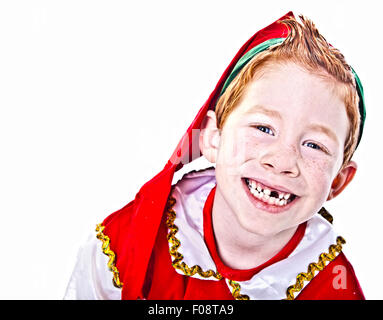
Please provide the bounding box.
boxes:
[0,0,381,299]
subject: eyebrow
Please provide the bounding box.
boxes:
[244,105,282,119]
[306,124,339,145]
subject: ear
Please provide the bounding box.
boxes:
[327,161,357,200]
[199,110,221,163]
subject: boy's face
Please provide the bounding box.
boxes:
[204,62,355,237]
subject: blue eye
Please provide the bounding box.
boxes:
[256,125,274,135]
[304,142,322,151]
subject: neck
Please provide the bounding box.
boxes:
[211,188,298,270]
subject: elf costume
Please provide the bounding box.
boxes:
[65,11,366,300]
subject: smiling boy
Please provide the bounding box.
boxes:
[65,12,365,300]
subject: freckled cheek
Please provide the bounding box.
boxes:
[304,159,334,195]
[216,137,261,183]
[218,131,259,164]
[236,132,264,160]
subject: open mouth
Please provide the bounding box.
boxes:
[244,177,297,207]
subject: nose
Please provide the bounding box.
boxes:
[260,143,300,177]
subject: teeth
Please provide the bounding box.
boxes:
[262,194,270,201]
[246,178,293,206]
[284,193,290,200]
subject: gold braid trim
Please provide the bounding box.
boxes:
[284,236,346,300]
[95,223,123,289]
[166,196,223,280]
[228,280,250,300]
[318,207,333,224]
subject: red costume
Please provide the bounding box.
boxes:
[65,12,365,300]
